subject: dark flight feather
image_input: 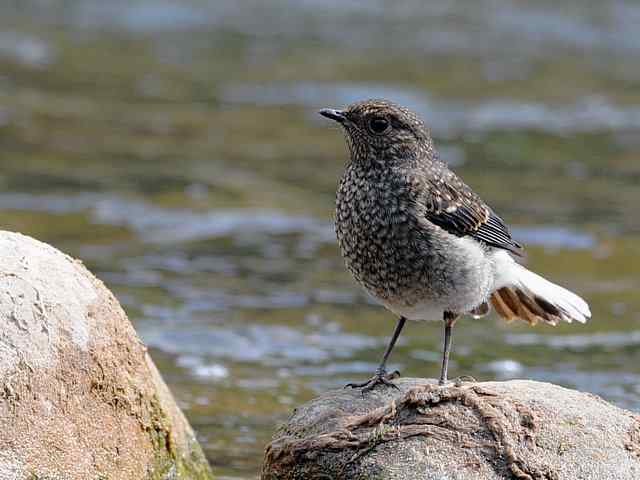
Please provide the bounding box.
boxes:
[420,167,524,256]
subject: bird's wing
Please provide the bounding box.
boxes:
[418,168,524,256]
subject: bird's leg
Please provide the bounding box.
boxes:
[345,316,406,393]
[438,311,459,386]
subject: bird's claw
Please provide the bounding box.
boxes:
[345,369,401,394]
[439,375,477,387]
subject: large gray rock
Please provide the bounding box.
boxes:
[262,378,640,480]
[0,231,214,479]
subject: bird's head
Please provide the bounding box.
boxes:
[319,99,434,164]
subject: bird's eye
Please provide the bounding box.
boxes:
[368,116,390,135]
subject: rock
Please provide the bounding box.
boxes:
[0,231,214,480]
[262,377,640,480]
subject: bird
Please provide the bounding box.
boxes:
[319,99,591,390]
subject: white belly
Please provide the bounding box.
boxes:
[374,236,495,321]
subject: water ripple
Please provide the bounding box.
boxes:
[44,0,640,57]
[0,193,595,250]
[505,330,640,350]
[226,82,640,135]
[140,323,379,365]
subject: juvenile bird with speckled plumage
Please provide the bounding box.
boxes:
[320,99,591,390]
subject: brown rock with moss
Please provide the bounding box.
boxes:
[0,231,214,480]
[262,378,640,480]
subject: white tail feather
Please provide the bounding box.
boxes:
[492,251,591,324]
[513,266,590,323]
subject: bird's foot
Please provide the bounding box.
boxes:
[345,368,401,394]
[439,375,477,387]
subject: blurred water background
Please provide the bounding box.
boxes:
[1,1,640,477]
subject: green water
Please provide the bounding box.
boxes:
[1,1,640,477]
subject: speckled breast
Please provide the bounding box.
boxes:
[335,164,434,306]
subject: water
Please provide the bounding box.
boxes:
[1,1,639,478]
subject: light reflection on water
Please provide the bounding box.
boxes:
[1,0,640,478]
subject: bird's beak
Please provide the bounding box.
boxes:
[319,108,347,124]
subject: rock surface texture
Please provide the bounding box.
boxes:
[262,377,640,480]
[0,231,214,480]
